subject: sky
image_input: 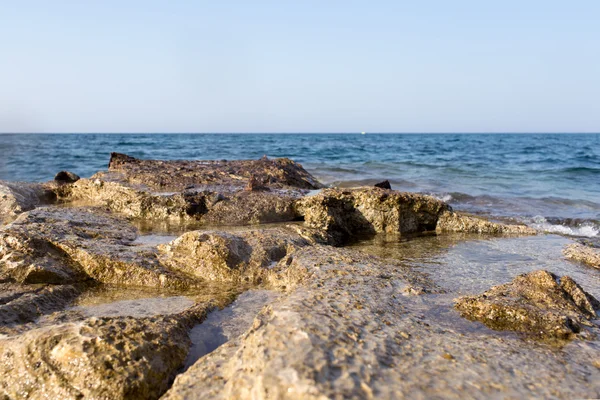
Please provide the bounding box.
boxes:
[1,0,599,133]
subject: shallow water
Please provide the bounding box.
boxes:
[184,289,279,370]
[1,133,598,236]
[352,233,600,297]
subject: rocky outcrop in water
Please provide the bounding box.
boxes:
[436,211,537,235]
[564,241,600,269]
[296,187,449,245]
[455,270,600,339]
[58,153,322,224]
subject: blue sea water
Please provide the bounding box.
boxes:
[1,133,598,236]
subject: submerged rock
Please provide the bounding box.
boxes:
[0,304,210,400]
[296,187,449,245]
[59,153,321,224]
[436,211,537,235]
[455,270,600,339]
[564,242,600,269]
[0,181,55,224]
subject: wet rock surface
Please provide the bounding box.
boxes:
[564,242,600,268]
[455,270,600,339]
[297,187,450,245]
[0,181,55,224]
[436,211,537,235]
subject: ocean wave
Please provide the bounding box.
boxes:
[529,216,599,237]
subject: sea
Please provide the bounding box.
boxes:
[0,133,598,238]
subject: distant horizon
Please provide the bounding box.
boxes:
[1,132,599,135]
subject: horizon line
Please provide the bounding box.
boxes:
[1,132,599,135]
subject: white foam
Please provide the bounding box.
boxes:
[530,216,598,237]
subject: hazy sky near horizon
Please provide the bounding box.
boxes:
[1,1,599,133]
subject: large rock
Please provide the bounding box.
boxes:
[296,187,450,245]
[158,228,309,285]
[0,181,55,224]
[455,270,600,339]
[0,304,210,400]
[58,153,322,224]
[0,207,197,289]
[564,242,600,269]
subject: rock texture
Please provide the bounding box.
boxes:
[0,207,196,288]
[158,228,309,286]
[564,242,600,269]
[296,187,450,245]
[0,283,81,333]
[0,304,210,400]
[455,270,600,339]
[0,181,55,224]
[436,211,537,235]
[164,248,600,400]
[59,153,322,224]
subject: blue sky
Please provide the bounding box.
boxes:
[1,0,599,133]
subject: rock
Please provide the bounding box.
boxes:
[296,187,450,245]
[0,207,198,289]
[0,283,81,333]
[436,211,537,235]
[374,180,392,190]
[105,152,321,191]
[0,181,56,224]
[158,228,309,286]
[564,243,600,269]
[0,304,211,400]
[244,175,270,192]
[164,247,600,400]
[54,170,80,184]
[455,270,600,339]
[59,153,322,224]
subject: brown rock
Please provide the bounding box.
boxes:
[0,304,210,400]
[564,243,600,269]
[455,270,600,339]
[296,187,450,245]
[0,181,56,224]
[54,171,80,184]
[436,211,537,235]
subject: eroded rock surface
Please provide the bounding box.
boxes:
[564,242,600,269]
[0,181,55,224]
[165,248,600,400]
[436,211,537,235]
[0,207,197,289]
[59,153,322,224]
[455,270,600,339]
[0,304,211,400]
[296,187,450,245]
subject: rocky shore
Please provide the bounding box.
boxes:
[1,154,599,399]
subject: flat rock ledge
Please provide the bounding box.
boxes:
[455,270,600,339]
[56,153,322,224]
[564,242,600,269]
